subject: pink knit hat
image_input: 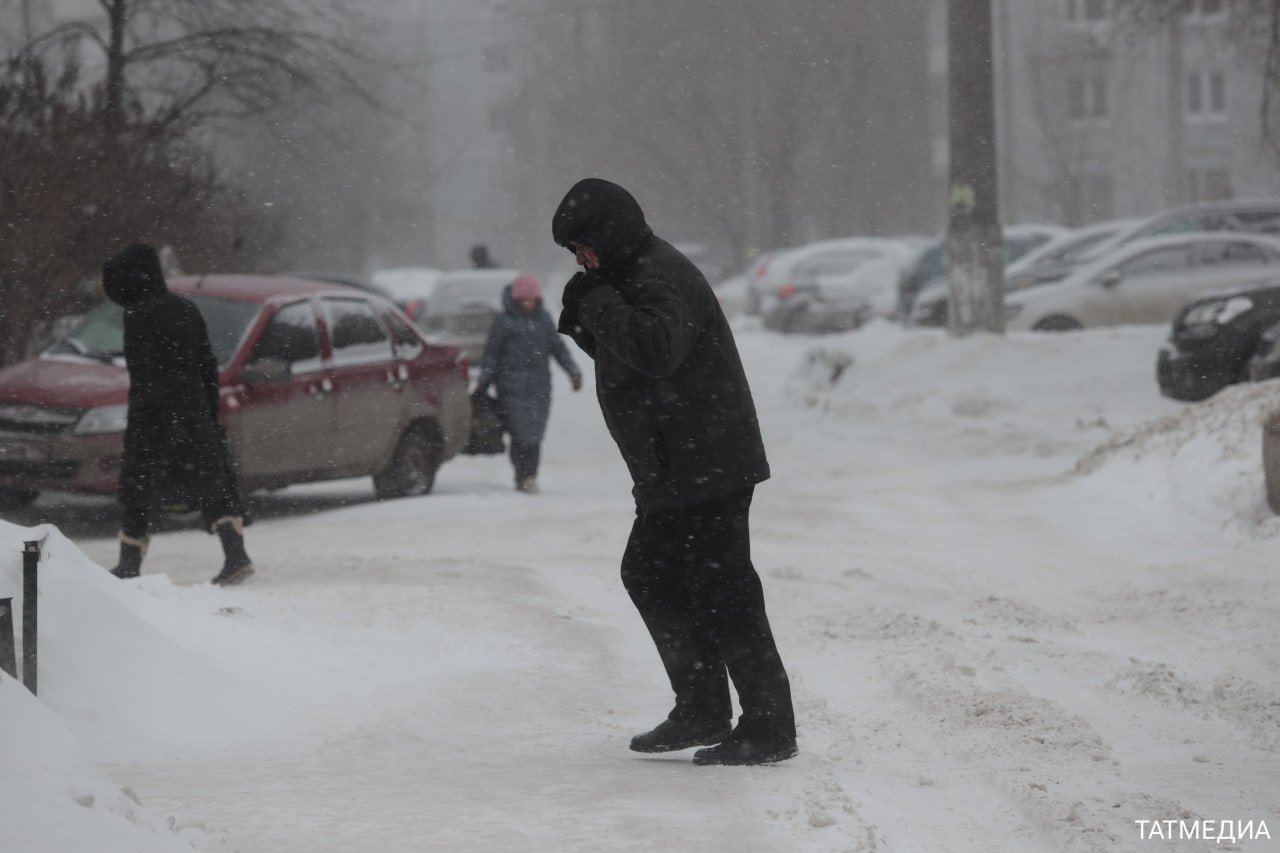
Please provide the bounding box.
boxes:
[511,273,541,301]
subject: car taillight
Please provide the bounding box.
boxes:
[457,354,470,381]
[777,283,797,299]
[403,299,422,320]
[754,258,771,278]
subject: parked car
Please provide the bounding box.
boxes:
[747,238,913,317]
[906,224,1069,327]
[763,249,910,333]
[1008,200,1280,295]
[1003,219,1140,290]
[1005,233,1280,332]
[370,267,442,326]
[896,239,947,317]
[0,275,470,509]
[1157,277,1280,401]
[418,268,522,361]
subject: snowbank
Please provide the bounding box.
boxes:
[4,318,1278,852]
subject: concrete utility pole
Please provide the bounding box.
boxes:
[947,0,1005,336]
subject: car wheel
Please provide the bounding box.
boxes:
[0,488,39,511]
[373,425,442,499]
[1032,315,1084,332]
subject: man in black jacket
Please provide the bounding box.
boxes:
[102,243,254,586]
[553,178,796,765]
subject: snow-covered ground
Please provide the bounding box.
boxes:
[3,319,1279,852]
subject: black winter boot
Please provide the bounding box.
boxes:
[211,517,254,586]
[692,719,798,766]
[629,717,732,753]
[110,534,148,579]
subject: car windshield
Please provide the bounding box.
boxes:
[50,295,261,366]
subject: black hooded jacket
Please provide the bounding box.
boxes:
[553,178,769,511]
[102,244,235,511]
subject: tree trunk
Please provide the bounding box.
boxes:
[104,0,128,136]
[947,0,1004,336]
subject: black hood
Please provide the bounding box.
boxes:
[552,178,653,270]
[103,243,168,307]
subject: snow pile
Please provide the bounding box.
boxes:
[783,320,1182,464]
[0,524,208,851]
[3,319,1278,852]
[1074,379,1280,534]
[0,675,198,852]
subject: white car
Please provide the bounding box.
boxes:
[764,253,908,333]
[1071,199,1280,268]
[419,268,522,360]
[747,237,914,317]
[1005,233,1280,332]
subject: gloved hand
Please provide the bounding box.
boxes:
[571,374,583,391]
[558,273,584,336]
[559,271,609,336]
[472,382,490,398]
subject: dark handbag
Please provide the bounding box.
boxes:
[464,389,506,455]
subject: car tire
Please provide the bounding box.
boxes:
[1032,315,1084,332]
[0,488,39,511]
[373,424,442,500]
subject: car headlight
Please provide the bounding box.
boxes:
[73,404,128,435]
[1181,296,1254,329]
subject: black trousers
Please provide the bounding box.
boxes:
[621,486,794,735]
[510,438,541,482]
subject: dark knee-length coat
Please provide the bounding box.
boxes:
[102,243,243,522]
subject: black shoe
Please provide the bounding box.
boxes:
[110,537,147,579]
[629,718,732,753]
[692,726,798,766]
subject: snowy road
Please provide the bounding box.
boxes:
[9,320,1279,851]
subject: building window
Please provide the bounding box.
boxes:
[1187,70,1227,119]
[1068,76,1108,121]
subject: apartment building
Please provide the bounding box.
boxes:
[930,0,1280,228]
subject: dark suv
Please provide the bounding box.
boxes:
[0,275,470,508]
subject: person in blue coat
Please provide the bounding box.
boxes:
[474,273,583,493]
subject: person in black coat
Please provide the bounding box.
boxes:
[101,243,254,585]
[552,178,796,765]
[474,273,583,493]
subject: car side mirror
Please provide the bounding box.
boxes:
[242,357,291,386]
[1099,270,1123,289]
